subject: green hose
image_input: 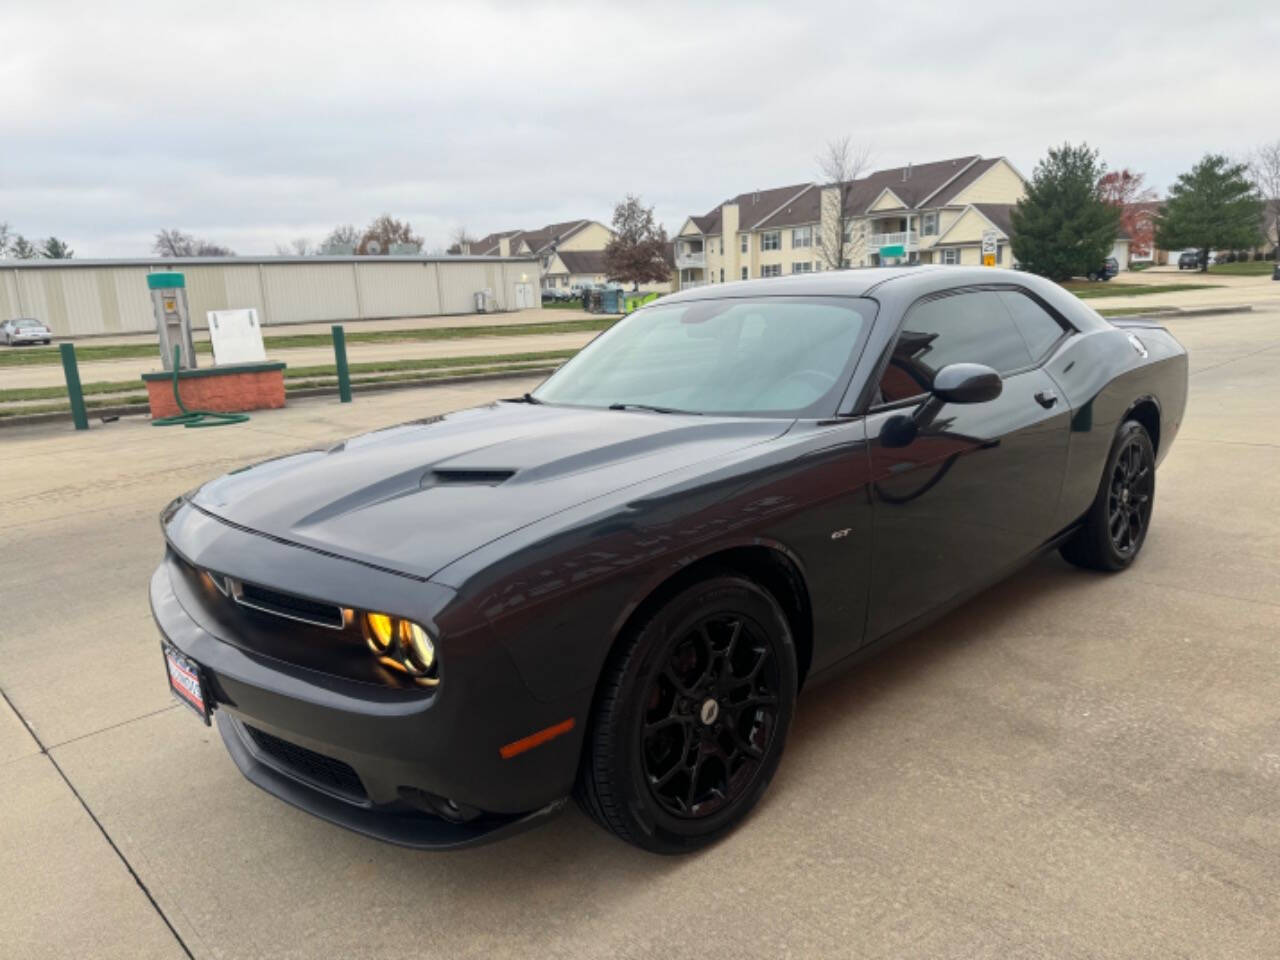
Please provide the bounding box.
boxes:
[151,346,251,428]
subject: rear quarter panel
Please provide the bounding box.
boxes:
[1044,324,1188,529]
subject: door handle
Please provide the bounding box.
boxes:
[1034,389,1058,408]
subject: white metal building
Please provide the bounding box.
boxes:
[0,255,542,338]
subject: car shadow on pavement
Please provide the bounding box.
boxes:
[385,551,1093,881]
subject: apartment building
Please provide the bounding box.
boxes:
[466,219,615,290]
[674,155,1028,288]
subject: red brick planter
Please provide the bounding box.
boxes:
[141,362,287,419]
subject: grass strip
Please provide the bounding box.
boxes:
[1207,261,1275,276]
[1066,282,1218,299]
[0,317,611,368]
[0,395,149,418]
[0,349,579,403]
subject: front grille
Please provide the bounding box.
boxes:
[234,580,345,630]
[244,724,367,802]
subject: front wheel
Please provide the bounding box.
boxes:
[575,575,797,853]
[1061,420,1155,571]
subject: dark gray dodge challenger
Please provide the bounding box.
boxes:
[152,267,1188,853]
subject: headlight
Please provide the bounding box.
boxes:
[363,612,438,686]
[364,612,394,653]
[399,620,436,676]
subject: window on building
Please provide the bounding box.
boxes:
[921,212,938,236]
[740,234,748,254]
[941,248,960,265]
[761,231,781,251]
[741,266,749,280]
[792,261,813,273]
[874,290,1035,404]
[720,268,725,282]
[792,226,812,248]
[761,264,782,278]
[996,244,1004,264]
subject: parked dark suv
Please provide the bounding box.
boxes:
[1178,251,1200,270]
[1087,257,1119,281]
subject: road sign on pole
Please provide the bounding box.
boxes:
[981,231,998,267]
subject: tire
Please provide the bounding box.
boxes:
[1060,420,1156,572]
[575,574,797,853]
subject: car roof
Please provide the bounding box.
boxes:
[654,266,1112,336]
[660,266,1057,303]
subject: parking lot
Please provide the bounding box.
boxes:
[2,303,1278,958]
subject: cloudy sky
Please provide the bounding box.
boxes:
[3,0,1274,257]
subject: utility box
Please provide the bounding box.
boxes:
[148,273,196,370]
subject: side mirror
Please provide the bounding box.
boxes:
[931,363,1002,405]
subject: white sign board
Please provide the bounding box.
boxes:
[208,309,266,365]
[981,231,998,255]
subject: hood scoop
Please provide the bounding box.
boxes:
[425,468,515,487]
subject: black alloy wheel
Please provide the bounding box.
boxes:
[640,612,781,819]
[1107,433,1154,558]
[576,575,797,853]
[1061,419,1156,572]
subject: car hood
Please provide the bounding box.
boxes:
[190,402,787,580]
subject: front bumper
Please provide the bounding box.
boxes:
[150,504,587,849]
[217,711,565,849]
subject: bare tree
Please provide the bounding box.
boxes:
[317,224,359,255]
[1250,141,1280,253]
[446,225,477,255]
[357,214,423,255]
[603,194,670,290]
[275,237,314,256]
[153,228,234,257]
[816,136,872,270]
[153,228,194,257]
[0,222,12,257]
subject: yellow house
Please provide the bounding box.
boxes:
[466,220,616,290]
[675,155,1028,288]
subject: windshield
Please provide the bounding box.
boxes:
[533,296,875,417]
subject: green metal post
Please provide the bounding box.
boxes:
[332,324,352,403]
[60,343,89,430]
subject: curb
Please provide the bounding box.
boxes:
[1106,305,1255,321]
[0,366,557,429]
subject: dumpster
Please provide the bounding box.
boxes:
[600,288,621,313]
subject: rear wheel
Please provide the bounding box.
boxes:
[575,575,797,853]
[1061,420,1155,571]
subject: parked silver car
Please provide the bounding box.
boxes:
[0,318,53,345]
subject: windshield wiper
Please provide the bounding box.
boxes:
[506,392,542,404]
[608,402,701,415]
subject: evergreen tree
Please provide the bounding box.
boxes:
[1010,143,1120,281]
[40,236,74,259]
[1156,154,1263,271]
[9,235,39,259]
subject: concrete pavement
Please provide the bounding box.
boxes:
[1,309,1278,958]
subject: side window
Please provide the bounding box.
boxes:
[876,290,1033,404]
[997,290,1067,363]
